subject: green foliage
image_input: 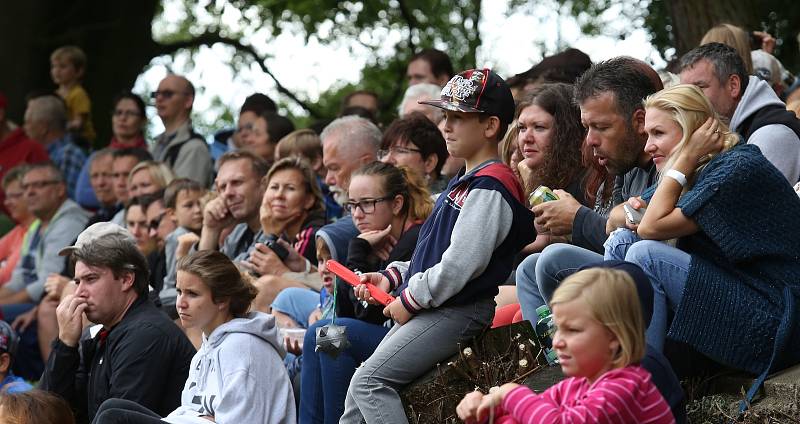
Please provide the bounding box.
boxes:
[151,0,488,127]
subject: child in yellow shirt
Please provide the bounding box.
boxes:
[51,45,96,147]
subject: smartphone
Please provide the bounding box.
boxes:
[623,204,646,224]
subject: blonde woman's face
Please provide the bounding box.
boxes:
[129,169,157,198]
[643,107,683,171]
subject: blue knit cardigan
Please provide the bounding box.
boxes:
[645,143,800,375]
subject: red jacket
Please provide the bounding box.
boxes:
[0,127,49,215]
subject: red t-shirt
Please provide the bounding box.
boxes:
[0,127,49,215]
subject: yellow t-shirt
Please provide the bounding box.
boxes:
[63,84,96,143]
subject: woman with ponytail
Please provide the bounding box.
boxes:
[285,162,433,424]
[94,250,295,424]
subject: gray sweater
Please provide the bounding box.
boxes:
[152,120,212,187]
[6,199,89,301]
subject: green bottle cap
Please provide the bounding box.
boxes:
[535,305,551,318]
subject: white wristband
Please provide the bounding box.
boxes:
[665,169,687,187]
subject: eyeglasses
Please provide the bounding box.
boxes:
[150,90,189,100]
[4,191,24,201]
[148,211,167,231]
[113,109,142,118]
[21,180,60,191]
[236,123,254,134]
[344,196,392,214]
[377,146,422,159]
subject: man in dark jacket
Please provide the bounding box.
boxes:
[40,222,195,424]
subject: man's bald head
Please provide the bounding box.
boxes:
[155,74,195,124]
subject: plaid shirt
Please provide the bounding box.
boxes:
[47,135,86,200]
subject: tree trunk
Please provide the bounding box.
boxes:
[0,0,160,146]
[667,0,759,56]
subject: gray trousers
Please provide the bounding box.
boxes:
[339,298,495,424]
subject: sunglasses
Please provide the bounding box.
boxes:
[150,90,189,100]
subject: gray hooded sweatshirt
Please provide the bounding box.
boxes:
[731,76,800,183]
[164,312,296,424]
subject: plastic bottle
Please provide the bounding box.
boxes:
[535,305,559,365]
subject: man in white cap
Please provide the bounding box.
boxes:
[40,222,195,424]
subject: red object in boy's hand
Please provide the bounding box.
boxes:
[326,260,395,306]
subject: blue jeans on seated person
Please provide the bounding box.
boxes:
[604,228,691,351]
[271,287,321,329]
[300,318,389,424]
[516,244,602,321]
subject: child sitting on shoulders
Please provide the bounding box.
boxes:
[51,45,95,147]
[457,267,675,424]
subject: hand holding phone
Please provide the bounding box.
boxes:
[326,260,395,306]
[623,204,646,225]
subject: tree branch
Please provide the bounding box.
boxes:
[156,29,321,118]
[396,0,417,53]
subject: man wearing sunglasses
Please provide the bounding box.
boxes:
[150,74,212,187]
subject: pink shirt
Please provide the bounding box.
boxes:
[497,365,675,424]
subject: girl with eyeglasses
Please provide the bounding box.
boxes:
[270,162,432,424]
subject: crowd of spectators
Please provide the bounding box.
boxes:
[0,22,799,424]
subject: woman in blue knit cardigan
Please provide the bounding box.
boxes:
[604,84,800,379]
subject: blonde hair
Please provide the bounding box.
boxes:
[128,160,175,191]
[0,389,75,424]
[263,156,324,214]
[275,129,322,163]
[644,84,739,187]
[51,45,87,72]
[551,268,646,369]
[787,100,800,119]
[701,24,753,74]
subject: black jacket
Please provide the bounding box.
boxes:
[40,296,196,424]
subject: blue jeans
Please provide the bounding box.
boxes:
[0,303,42,381]
[516,244,602,321]
[339,299,495,424]
[300,318,389,424]
[272,287,321,329]
[604,229,691,351]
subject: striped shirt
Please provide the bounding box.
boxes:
[497,366,675,424]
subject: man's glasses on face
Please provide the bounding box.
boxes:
[377,146,422,159]
[344,196,392,214]
[150,90,188,100]
[149,212,168,231]
[21,180,60,191]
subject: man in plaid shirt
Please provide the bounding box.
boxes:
[24,95,86,200]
